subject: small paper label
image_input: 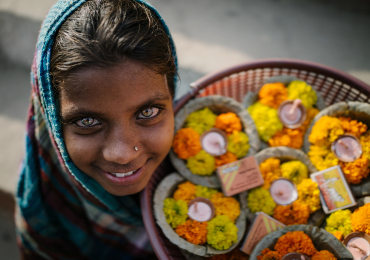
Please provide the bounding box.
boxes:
[216,156,264,197]
[240,212,285,255]
[310,165,357,214]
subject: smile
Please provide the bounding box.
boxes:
[110,169,140,178]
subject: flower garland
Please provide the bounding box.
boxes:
[280,160,308,185]
[172,128,202,159]
[207,215,238,250]
[211,192,241,222]
[259,157,282,189]
[287,81,317,109]
[215,151,238,167]
[297,179,321,213]
[163,198,188,228]
[259,82,288,109]
[273,201,310,225]
[351,203,370,235]
[247,187,276,216]
[175,220,208,245]
[184,107,217,135]
[257,248,281,260]
[311,250,337,260]
[215,112,242,135]
[187,150,216,176]
[227,131,250,159]
[173,181,196,203]
[325,209,352,240]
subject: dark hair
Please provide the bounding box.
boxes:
[50,0,176,95]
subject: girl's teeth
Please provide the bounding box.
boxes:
[112,170,136,178]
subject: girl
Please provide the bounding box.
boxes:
[15,0,178,259]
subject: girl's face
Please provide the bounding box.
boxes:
[59,60,174,196]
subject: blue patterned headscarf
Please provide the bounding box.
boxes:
[15,0,177,259]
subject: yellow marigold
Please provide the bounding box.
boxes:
[351,203,370,235]
[215,151,238,167]
[259,82,288,109]
[175,219,208,245]
[274,231,317,257]
[268,127,304,149]
[209,248,249,260]
[173,181,196,203]
[309,116,344,147]
[211,192,241,222]
[214,112,242,135]
[325,209,352,239]
[163,198,188,228]
[281,160,308,185]
[248,102,283,142]
[207,215,238,250]
[339,155,370,184]
[173,128,202,159]
[312,250,337,260]
[227,131,250,159]
[195,185,218,200]
[247,187,277,216]
[287,80,317,109]
[301,108,320,131]
[360,131,370,161]
[257,248,281,260]
[308,145,339,171]
[184,107,217,135]
[273,201,310,226]
[297,179,321,213]
[338,117,367,138]
[259,158,282,189]
[187,150,216,176]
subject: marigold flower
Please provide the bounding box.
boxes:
[274,231,317,256]
[214,112,242,135]
[281,160,308,185]
[173,181,196,203]
[268,127,304,149]
[207,215,238,250]
[210,248,249,260]
[308,145,339,171]
[339,155,370,184]
[259,158,282,189]
[175,219,208,245]
[351,203,370,235]
[195,186,218,200]
[360,131,370,161]
[297,179,321,213]
[211,192,241,222]
[311,250,337,260]
[187,150,216,176]
[173,128,202,159]
[215,151,238,167]
[184,107,217,135]
[248,102,283,142]
[247,187,277,216]
[163,198,188,228]
[338,117,367,138]
[301,108,320,131]
[325,209,352,239]
[287,81,317,109]
[273,201,310,225]
[257,248,281,260]
[227,131,250,159]
[308,116,344,147]
[259,82,288,109]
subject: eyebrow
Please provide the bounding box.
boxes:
[126,92,171,112]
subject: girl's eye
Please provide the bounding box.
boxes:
[75,117,101,127]
[138,107,160,119]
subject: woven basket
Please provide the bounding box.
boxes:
[140,59,370,260]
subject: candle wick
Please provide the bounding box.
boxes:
[276,190,284,196]
[288,99,302,115]
[349,243,366,254]
[338,139,349,149]
[194,202,198,213]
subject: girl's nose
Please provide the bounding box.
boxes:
[102,125,139,165]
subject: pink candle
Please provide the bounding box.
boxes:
[281,252,311,260]
[347,237,370,260]
[201,129,227,156]
[269,178,298,205]
[278,99,307,128]
[332,134,363,162]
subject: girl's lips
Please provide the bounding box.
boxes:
[100,165,145,186]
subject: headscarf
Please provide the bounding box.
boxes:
[15,0,177,259]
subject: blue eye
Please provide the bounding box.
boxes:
[75,117,100,127]
[138,107,160,118]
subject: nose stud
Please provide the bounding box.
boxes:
[134,147,138,151]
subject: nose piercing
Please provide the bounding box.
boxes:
[134,147,138,151]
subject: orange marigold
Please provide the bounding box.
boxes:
[173,181,196,203]
[338,117,367,138]
[175,219,208,245]
[269,128,304,149]
[215,151,238,167]
[257,248,281,260]
[172,128,201,159]
[274,231,317,257]
[211,192,241,222]
[273,201,310,226]
[214,113,242,135]
[259,158,282,189]
[351,203,370,235]
[332,231,344,241]
[210,248,249,260]
[312,250,337,260]
[339,155,370,184]
[259,82,288,109]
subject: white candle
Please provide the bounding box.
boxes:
[332,134,363,162]
[278,99,306,128]
[188,202,213,222]
[269,178,298,205]
[281,252,310,260]
[347,237,370,260]
[201,129,227,156]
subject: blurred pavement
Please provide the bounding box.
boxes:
[1,0,370,258]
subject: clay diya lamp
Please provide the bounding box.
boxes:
[269,178,298,205]
[278,99,307,129]
[331,134,363,163]
[343,232,370,260]
[281,252,311,260]
[187,197,215,222]
[200,128,228,156]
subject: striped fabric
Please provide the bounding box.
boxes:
[15,0,177,259]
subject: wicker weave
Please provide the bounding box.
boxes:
[140,59,370,260]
